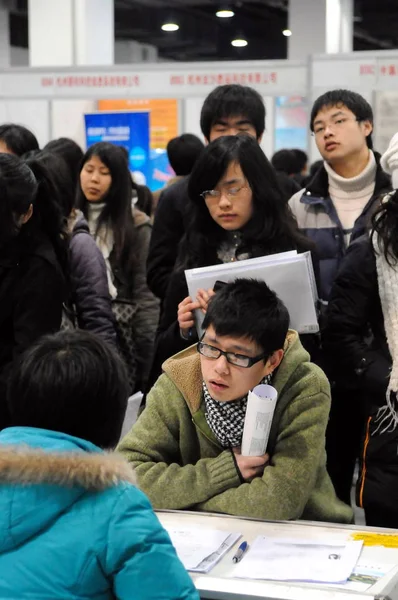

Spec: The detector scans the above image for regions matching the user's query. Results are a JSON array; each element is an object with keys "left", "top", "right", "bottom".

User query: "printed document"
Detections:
[
  {"left": 241, "top": 384, "right": 278, "bottom": 456},
  {"left": 165, "top": 526, "right": 241, "bottom": 573},
  {"left": 233, "top": 537, "right": 363, "bottom": 583},
  {"left": 185, "top": 250, "right": 318, "bottom": 335}
]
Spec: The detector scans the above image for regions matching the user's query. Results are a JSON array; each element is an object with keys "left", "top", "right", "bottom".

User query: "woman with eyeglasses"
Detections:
[{"left": 146, "top": 134, "right": 313, "bottom": 392}]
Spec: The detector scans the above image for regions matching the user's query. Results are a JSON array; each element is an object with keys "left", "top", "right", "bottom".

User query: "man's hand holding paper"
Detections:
[{"left": 232, "top": 447, "right": 269, "bottom": 481}]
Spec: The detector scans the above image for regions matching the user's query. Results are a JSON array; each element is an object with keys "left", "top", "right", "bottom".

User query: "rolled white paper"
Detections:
[{"left": 241, "top": 384, "right": 278, "bottom": 456}]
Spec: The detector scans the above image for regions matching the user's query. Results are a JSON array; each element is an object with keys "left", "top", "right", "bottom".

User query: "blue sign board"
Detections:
[{"left": 84, "top": 111, "right": 150, "bottom": 185}]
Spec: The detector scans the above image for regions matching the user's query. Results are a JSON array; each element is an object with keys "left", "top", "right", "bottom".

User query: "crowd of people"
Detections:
[{"left": 0, "top": 82, "right": 397, "bottom": 596}]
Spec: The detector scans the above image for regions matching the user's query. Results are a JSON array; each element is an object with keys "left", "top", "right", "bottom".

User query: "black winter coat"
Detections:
[
  {"left": 323, "top": 235, "right": 397, "bottom": 513},
  {"left": 0, "top": 226, "right": 65, "bottom": 428},
  {"left": 69, "top": 216, "right": 117, "bottom": 347}
]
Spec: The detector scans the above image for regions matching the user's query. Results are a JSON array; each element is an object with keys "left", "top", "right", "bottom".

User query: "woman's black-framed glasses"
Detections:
[{"left": 197, "top": 340, "right": 266, "bottom": 368}]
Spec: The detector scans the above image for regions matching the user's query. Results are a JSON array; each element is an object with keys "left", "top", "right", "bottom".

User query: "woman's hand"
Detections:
[
  {"left": 196, "top": 288, "right": 216, "bottom": 314},
  {"left": 178, "top": 296, "right": 201, "bottom": 333}
]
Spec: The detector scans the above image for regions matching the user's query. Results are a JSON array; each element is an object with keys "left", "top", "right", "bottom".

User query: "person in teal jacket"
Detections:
[{"left": 0, "top": 330, "right": 198, "bottom": 600}]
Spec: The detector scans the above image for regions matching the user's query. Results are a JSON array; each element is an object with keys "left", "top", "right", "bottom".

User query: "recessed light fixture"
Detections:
[
  {"left": 216, "top": 9, "right": 235, "bottom": 18},
  {"left": 231, "top": 38, "right": 248, "bottom": 47},
  {"left": 162, "top": 23, "right": 179, "bottom": 32},
  {"left": 282, "top": 29, "right": 292, "bottom": 36}
]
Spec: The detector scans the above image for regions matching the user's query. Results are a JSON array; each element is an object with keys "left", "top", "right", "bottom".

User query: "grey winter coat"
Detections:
[{"left": 69, "top": 215, "right": 117, "bottom": 347}]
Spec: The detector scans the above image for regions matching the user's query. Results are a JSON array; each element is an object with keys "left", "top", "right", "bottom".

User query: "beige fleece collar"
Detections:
[{"left": 0, "top": 447, "right": 136, "bottom": 490}]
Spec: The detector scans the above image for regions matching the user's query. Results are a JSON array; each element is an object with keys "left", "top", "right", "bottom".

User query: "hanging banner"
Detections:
[{"left": 84, "top": 111, "right": 150, "bottom": 186}]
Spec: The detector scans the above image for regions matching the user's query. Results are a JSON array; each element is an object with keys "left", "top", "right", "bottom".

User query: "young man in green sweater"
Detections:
[{"left": 118, "top": 279, "right": 352, "bottom": 523}]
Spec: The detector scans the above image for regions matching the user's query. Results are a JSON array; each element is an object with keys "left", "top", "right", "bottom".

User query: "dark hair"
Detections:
[
  {"left": 292, "top": 149, "right": 308, "bottom": 172},
  {"left": 203, "top": 278, "right": 289, "bottom": 357},
  {"left": 371, "top": 191, "right": 398, "bottom": 267},
  {"left": 271, "top": 149, "right": 299, "bottom": 176},
  {"left": 44, "top": 137, "right": 84, "bottom": 185},
  {"left": 23, "top": 153, "right": 69, "bottom": 274},
  {"left": 0, "top": 153, "right": 38, "bottom": 245},
  {"left": 0, "top": 123, "right": 39, "bottom": 156},
  {"left": 200, "top": 84, "right": 265, "bottom": 141},
  {"left": 7, "top": 330, "right": 129, "bottom": 449},
  {"left": 167, "top": 133, "right": 205, "bottom": 176},
  {"left": 179, "top": 135, "right": 311, "bottom": 269},
  {"left": 310, "top": 89, "right": 374, "bottom": 149},
  {"left": 77, "top": 142, "right": 137, "bottom": 279},
  {"left": 27, "top": 150, "right": 76, "bottom": 218}
]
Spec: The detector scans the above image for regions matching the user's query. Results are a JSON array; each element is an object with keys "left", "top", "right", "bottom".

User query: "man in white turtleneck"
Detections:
[
  {"left": 289, "top": 89, "right": 391, "bottom": 510},
  {"left": 289, "top": 89, "right": 390, "bottom": 304}
]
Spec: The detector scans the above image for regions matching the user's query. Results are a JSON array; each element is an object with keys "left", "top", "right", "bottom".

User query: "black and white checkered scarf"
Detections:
[{"left": 203, "top": 375, "right": 272, "bottom": 448}]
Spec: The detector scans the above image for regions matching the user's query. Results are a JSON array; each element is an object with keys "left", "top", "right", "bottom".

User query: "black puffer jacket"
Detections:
[
  {"left": 0, "top": 226, "right": 65, "bottom": 429},
  {"left": 323, "top": 235, "right": 397, "bottom": 512},
  {"left": 69, "top": 215, "right": 117, "bottom": 347}
]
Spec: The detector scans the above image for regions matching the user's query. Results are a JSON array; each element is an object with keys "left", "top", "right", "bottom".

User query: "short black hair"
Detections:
[
  {"left": 7, "top": 331, "right": 129, "bottom": 449},
  {"left": 292, "top": 149, "right": 308, "bottom": 172},
  {"left": 200, "top": 84, "right": 265, "bottom": 141},
  {"left": 0, "top": 123, "right": 39, "bottom": 156},
  {"left": 310, "top": 89, "right": 374, "bottom": 149},
  {"left": 44, "top": 137, "right": 84, "bottom": 184},
  {"left": 166, "top": 134, "right": 204, "bottom": 176},
  {"left": 271, "top": 149, "right": 299, "bottom": 176},
  {"left": 202, "top": 279, "right": 289, "bottom": 358}
]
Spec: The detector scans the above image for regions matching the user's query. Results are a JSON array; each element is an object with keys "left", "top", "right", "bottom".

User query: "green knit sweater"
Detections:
[{"left": 118, "top": 331, "right": 353, "bottom": 523}]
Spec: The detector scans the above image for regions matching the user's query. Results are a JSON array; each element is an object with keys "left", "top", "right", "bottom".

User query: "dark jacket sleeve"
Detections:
[
  {"left": 69, "top": 231, "right": 117, "bottom": 347},
  {"left": 146, "top": 178, "right": 188, "bottom": 301},
  {"left": 323, "top": 236, "right": 391, "bottom": 401},
  {"left": 146, "top": 271, "right": 195, "bottom": 392},
  {"left": 131, "top": 223, "right": 160, "bottom": 392}
]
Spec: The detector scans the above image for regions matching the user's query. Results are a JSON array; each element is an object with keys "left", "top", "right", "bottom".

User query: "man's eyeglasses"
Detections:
[
  {"left": 200, "top": 185, "right": 248, "bottom": 201},
  {"left": 312, "top": 117, "right": 360, "bottom": 137},
  {"left": 197, "top": 340, "right": 266, "bottom": 368}
]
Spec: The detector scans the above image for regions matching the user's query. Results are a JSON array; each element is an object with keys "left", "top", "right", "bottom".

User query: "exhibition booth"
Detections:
[{"left": 1, "top": 49, "right": 398, "bottom": 189}]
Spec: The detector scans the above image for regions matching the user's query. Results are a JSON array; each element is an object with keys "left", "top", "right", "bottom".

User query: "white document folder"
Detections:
[{"left": 185, "top": 251, "right": 319, "bottom": 335}]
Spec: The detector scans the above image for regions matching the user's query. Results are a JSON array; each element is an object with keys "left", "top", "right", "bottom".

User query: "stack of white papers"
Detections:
[
  {"left": 233, "top": 537, "right": 363, "bottom": 584},
  {"left": 185, "top": 250, "right": 319, "bottom": 335},
  {"left": 165, "top": 526, "right": 241, "bottom": 573}
]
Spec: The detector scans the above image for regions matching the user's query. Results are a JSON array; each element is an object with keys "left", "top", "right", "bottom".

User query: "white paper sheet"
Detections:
[
  {"left": 241, "top": 384, "right": 278, "bottom": 456},
  {"left": 328, "top": 560, "right": 396, "bottom": 592},
  {"left": 165, "top": 526, "right": 241, "bottom": 573},
  {"left": 233, "top": 537, "right": 363, "bottom": 584},
  {"left": 185, "top": 250, "right": 319, "bottom": 335}
]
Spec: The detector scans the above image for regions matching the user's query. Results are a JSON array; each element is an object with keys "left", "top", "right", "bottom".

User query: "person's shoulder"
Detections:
[
  {"left": 133, "top": 208, "right": 152, "bottom": 229},
  {"left": 288, "top": 188, "right": 306, "bottom": 211},
  {"left": 158, "top": 176, "right": 189, "bottom": 206}
]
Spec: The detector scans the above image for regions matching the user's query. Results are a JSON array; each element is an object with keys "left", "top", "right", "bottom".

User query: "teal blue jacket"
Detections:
[{"left": 0, "top": 427, "right": 198, "bottom": 600}]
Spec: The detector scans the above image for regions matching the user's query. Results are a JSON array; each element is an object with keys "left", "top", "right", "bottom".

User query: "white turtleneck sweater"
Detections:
[
  {"left": 324, "top": 151, "right": 377, "bottom": 246},
  {"left": 87, "top": 202, "right": 118, "bottom": 299}
]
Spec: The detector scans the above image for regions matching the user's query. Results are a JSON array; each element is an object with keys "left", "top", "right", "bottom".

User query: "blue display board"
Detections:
[{"left": 84, "top": 111, "right": 150, "bottom": 185}]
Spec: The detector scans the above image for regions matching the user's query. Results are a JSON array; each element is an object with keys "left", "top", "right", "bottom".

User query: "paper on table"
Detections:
[
  {"left": 241, "top": 384, "right": 278, "bottom": 456},
  {"left": 233, "top": 537, "right": 363, "bottom": 584},
  {"left": 327, "top": 560, "right": 396, "bottom": 592},
  {"left": 165, "top": 526, "right": 241, "bottom": 573}
]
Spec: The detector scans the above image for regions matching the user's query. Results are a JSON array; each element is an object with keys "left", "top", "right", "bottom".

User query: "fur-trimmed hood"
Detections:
[{"left": 0, "top": 427, "right": 136, "bottom": 553}]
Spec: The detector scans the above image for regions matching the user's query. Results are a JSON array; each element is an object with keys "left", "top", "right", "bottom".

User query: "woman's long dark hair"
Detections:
[
  {"left": 178, "top": 134, "right": 312, "bottom": 269},
  {"left": 23, "top": 153, "right": 69, "bottom": 275},
  {"left": 77, "top": 142, "right": 137, "bottom": 279},
  {"left": 371, "top": 190, "right": 398, "bottom": 266},
  {"left": 0, "top": 153, "right": 68, "bottom": 274}
]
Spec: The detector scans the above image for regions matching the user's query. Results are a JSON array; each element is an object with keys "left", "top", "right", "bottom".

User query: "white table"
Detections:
[{"left": 157, "top": 509, "right": 398, "bottom": 600}]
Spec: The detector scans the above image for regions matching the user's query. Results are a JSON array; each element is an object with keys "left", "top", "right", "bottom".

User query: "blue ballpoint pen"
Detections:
[{"left": 232, "top": 541, "right": 248, "bottom": 563}]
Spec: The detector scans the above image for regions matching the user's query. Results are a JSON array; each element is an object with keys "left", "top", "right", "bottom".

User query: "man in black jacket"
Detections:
[{"left": 147, "top": 84, "right": 299, "bottom": 302}]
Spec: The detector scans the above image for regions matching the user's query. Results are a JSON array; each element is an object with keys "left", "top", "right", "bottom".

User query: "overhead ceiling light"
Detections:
[
  {"left": 231, "top": 38, "right": 248, "bottom": 47},
  {"left": 216, "top": 9, "right": 235, "bottom": 18},
  {"left": 161, "top": 23, "right": 179, "bottom": 32},
  {"left": 282, "top": 29, "right": 292, "bottom": 36}
]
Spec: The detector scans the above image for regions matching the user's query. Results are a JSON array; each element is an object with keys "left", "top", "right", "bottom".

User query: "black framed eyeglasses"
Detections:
[{"left": 197, "top": 341, "right": 266, "bottom": 368}]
